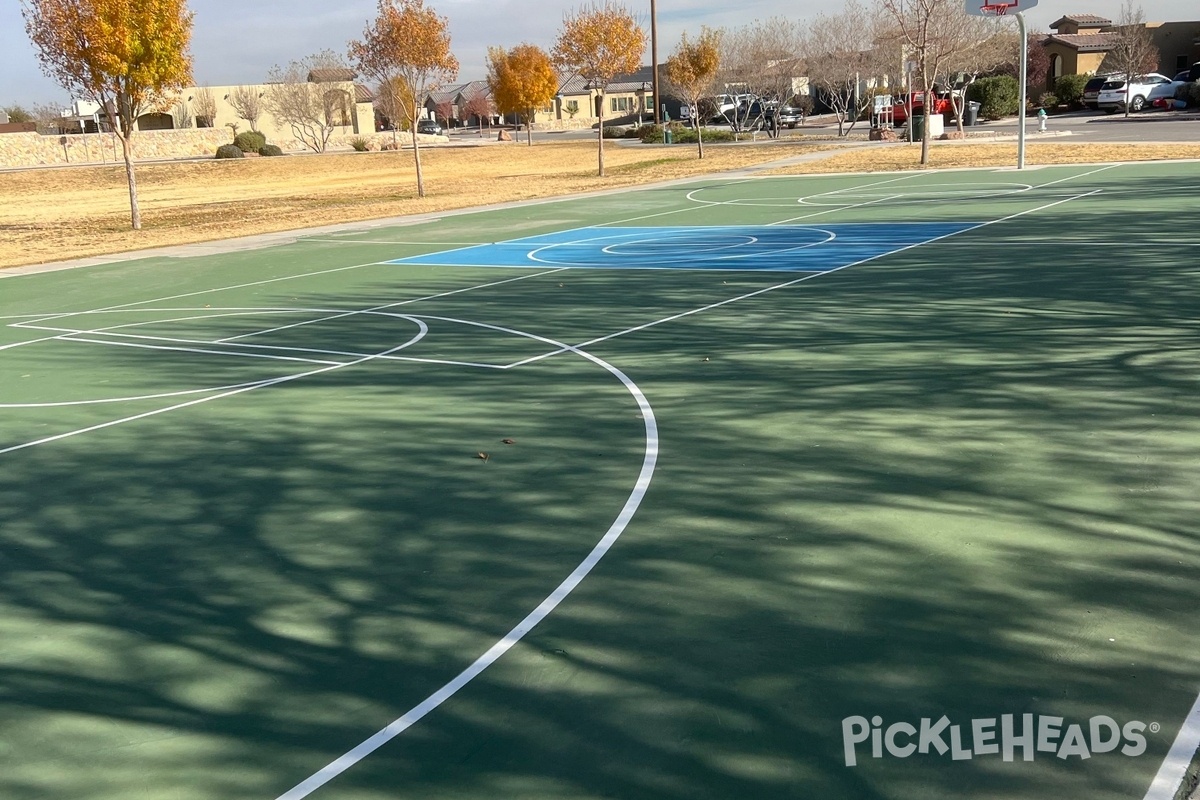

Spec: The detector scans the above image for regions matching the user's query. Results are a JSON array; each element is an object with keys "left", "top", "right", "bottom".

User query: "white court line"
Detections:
[
  {"left": 54, "top": 336, "right": 344, "bottom": 366},
  {"left": 273, "top": 319, "right": 658, "bottom": 800},
  {"left": 217, "top": 268, "right": 566, "bottom": 342},
  {"left": 504, "top": 190, "right": 1103, "bottom": 369},
  {"left": 1143, "top": 690, "right": 1200, "bottom": 800},
  {"left": 0, "top": 320, "right": 429, "bottom": 458},
  {"left": 299, "top": 239, "right": 488, "bottom": 246}
]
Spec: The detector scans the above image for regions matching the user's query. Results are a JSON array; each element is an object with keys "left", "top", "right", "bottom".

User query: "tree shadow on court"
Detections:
[{"left": 2, "top": 169, "right": 1199, "bottom": 800}]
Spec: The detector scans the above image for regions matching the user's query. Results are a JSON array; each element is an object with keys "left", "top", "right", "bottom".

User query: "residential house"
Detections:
[
  {"left": 58, "top": 70, "right": 374, "bottom": 143},
  {"left": 1042, "top": 14, "right": 1200, "bottom": 86}
]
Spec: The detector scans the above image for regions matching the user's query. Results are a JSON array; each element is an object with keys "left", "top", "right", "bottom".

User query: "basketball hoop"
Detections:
[{"left": 979, "top": 0, "right": 1014, "bottom": 14}]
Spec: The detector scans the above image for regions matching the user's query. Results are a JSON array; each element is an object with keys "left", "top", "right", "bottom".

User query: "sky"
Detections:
[{"left": 2, "top": 0, "right": 1195, "bottom": 108}]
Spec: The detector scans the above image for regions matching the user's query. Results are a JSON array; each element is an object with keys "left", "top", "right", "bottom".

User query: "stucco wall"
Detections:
[
  {"left": 0, "top": 127, "right": 447, "bottom": 168},
  {"left": 0, "top": 129, "right": 229, "bottom": 168}
]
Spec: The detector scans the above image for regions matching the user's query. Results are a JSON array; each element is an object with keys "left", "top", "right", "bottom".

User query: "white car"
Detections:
[{"left": 1096, "top": 73, "right": 1177, "bottom": 113}]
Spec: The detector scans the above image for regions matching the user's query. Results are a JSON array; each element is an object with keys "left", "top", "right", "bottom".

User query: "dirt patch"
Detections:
[
  {"left": 0, "top": 141, "right": 832, "bottom": 269},
  {"left": 3, "top": 139, "right": 1199, "bottom": 270}
]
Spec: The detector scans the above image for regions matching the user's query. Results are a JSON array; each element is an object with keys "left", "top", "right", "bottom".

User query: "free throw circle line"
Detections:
[{"left": 274, "top": 318, "right": 659, "bottom": 800}]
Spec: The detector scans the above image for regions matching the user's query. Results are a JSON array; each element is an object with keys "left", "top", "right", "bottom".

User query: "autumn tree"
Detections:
[
  {"left": 350, "top": 0, "right": 459, "bottom": 198},
  {"left": 664, "top": 28, "right": 721, "bottom": 158},
  {"left": 375, "top": 74, "right": 416, "bottom": 145},
  {"left": 1099, "top": 0, "right": 1160, "bottom": 117},
  {"left": 806, "top": 0, "right": 890, "bottom": 137},
  {"left": 22, "top": 0, "right": 193, "bottom": 230},
  {"left": 228, "top": 85, "right": 263, "bottom": 131},
  {"left": 434, "top": 99, "right": 454, "bottom": 127},
  {"left": 881, "top": 0, "right": 994, "bottom": 163},
  {"left": 553, "top": 2, "right": 647, "bottom": 176},
  {"left": 487, "top": 44, "right": 559, "bottom": 146},
  {"left": 264, "top": 51, "right": 347, "bottom": 152}
]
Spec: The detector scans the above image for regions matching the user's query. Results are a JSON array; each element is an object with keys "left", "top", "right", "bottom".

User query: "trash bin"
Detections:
[
  {"left": 964, "top": 100, "right": 981, "bottom": 127},
  {"left": 664, "top": 128, "right": 673, "bottom": 144},
  {"left": 910, "top": 114, "right": 924, "bottom": 140}
]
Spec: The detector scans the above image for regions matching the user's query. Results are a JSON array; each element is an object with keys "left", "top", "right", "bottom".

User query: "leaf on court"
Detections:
[
  {"left": 501, "top": 438, "right": 516, "bottom": 444},
  {"left": 476, "top": 451, "right": 490, "bottom": 461}
]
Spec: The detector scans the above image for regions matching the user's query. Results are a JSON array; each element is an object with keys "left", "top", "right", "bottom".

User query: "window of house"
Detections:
[
  {"left": 610, "top": 96, "right": 630, "bottom": 112},
  {"left": 1178, "top": 54, "right": 1189, "bottom": 71},
  {"left": 195, "top": 115, "right": 213, "bottom": 128},
  {"left": 566, "top": 100, "right": 579, "bottom": 113}
]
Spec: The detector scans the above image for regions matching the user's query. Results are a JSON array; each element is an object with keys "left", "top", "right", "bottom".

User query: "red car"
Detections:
[{"left": 890, "top": 91, "right": 953, "bottom": 124}]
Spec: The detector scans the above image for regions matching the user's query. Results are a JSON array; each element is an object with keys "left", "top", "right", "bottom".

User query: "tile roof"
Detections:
[
  {"left": 557, "top": 65, "right": 655, "bottom": 94},
  {"left": 1046, "top": 32, "right": 1119, "bottom": 51},
  {"left": 1049, "top": 14, "right": 1112, "bottom": 28},
  {"left": 354, "top": 83, "right": 374, "bottom": 103},
  {"left": 307, "top": 68, "right": 357, "bottom": 83}
]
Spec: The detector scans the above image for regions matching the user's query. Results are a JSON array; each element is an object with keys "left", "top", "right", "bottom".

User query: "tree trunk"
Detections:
[
  {"left": 697, "top": 113, "right": 704, "bottom": 159},
  {"left": 118, "top": 131, "right": 141, "bottom": 230},
  {"left": 526, "top": 110, "right": 533, "bottom": 146},
  {"left": 411, "top": 124, "right": 425, "bottom": 198},
  {"left": 597, "top": 98, "right": 605, "bottom": 177}
]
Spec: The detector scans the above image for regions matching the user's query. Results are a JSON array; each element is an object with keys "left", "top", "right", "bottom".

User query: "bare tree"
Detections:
[
  {"left": 934, "top": 17, "right": 1008, "bottom": 131},
  {"left": 461, "top": 91, "right": 494, "bottom": 136},
  {"left": 719, "top": 18, "right": 806, "bottom": 132},
  {"left": 171, "top": 98, "right": 193, "bottom": 128},
  {"left": 192, "top": 86, "right": 217, "bottom": 128},
  {"left": 264, "top": 51, "right": 347, "bottom": 152},
  {"left": 1099, "top": 0, "right": 1160, "bottom": 117},
  {"left": 228, "top": 85, "right": 263, "bottom": 131},
  {"left": 881, "top": 0, "right": 996, "bottom": 163},
  {"left": 806, "top": 0, "right": 891, "bottom": 137}
]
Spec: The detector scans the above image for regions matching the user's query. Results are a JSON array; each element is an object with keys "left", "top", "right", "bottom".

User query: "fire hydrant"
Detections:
[{"left": 1037, "top": 107, "right": 1048, "bottom": 133}]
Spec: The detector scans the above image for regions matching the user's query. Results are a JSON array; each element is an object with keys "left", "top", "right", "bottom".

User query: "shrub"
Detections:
[
  {"left": 258, "top": 144, "right": 283, "bottom": 157},
  {"left": 233, "top": 130, "right": 266, "bottom": 153},
  {"left": 349, "top": 136, "right": 371, "bottom": 152},
  {"left": 1052, "top": 73, "right": 1088, "bottom": 107},
  {"left": 636, "top": 123, "right": 736, "bottom": 144},
  {"left": 1184, "top": 83, "right": 1200, "bottom": 108},
  {"left": 966, "top": 75, "right": 1020, "bottom": 120},
  {"left": 215, "top": 144, "right": 244, "bottom": 159},
  {"left": 601, "top": 125, "right": 626, "bottom": 139},
  {"left": 1038, "top": 92, "right": 1059, "bottom": 109}
]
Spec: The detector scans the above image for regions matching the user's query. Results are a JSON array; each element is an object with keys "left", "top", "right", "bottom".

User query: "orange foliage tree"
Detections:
[
  {"left": 664, "top": 28, "right": 721, "bottom": 159},
  {"left": 350, "top": 0, "right": 458, "bottom": 198},
  {"left": 553, "top": 2, "right": 646, "bottom": 176},
  {"left": 486, "top": 44, "right": 560, "bottom": 146},
  {"left": 22, "top": 0, "right": 194, "bottom": 229}
]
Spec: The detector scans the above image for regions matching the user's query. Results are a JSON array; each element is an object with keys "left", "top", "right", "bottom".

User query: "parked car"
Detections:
[
  {"left": 777, "top": 106, "right": 805, "bottom": 128},
  {"left": 1097, "top": 73, "right": 1175, "bottom": 113},
  {"left": 1082, "top": 74, "right": 1118, "bottom": 110},
  {"left": 416, "top": 119, "right": 444, "bottom": 135},
  {"left": 890, "top": 91, "right": 953, "bottom": 124}
]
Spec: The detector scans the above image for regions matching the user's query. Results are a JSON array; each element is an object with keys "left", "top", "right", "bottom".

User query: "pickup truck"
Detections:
[
  {"left": 890, "top": 92, "right": 953, "bottom": 124},
  {"left": 776, "top": 106, "right": 805, "bottom": 128}
]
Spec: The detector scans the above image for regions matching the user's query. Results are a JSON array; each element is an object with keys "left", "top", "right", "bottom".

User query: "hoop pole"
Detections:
[{"left": 1017, "top": 11, "right": 1027, "bottom": 169}]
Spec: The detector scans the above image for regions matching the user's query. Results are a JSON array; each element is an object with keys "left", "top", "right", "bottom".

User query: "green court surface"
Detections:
[{"left": 1, "top": 161, "right": 1199, "bottom": 800}]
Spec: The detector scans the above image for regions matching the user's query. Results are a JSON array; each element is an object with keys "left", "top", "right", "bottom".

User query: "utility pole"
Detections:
[{"left": 651, "top": 0, "right": 661, "bottom": 124}]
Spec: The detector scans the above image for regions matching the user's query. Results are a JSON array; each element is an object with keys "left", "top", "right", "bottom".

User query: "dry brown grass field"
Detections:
[{"left": 3, "top": 138, "right": 1199, "bottom": 270}]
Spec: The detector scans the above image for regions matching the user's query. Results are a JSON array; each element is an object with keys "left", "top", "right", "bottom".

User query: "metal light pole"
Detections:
[
  {"left": 1016, "top": 10, "right": 1027, "bottom": 169},
  {"left": 651, "top": 0, "right": 660, "bottom": 124}
]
